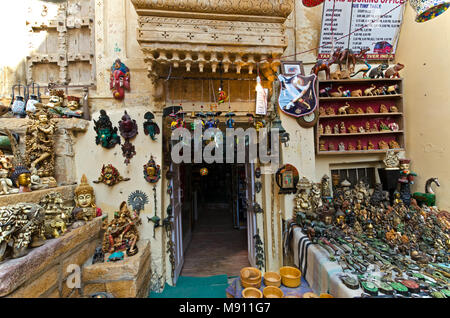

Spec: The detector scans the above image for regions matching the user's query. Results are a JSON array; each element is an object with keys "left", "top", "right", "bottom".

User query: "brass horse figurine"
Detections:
[{"left": 311, "top": 48, "right": 341, "bottom": 80}]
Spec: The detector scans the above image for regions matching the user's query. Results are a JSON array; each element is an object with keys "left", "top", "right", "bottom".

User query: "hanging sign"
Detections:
[
  {"left": 318, "top": 0, "right": 406, "bottom": 60},
  {"left": 277, "top": 73, "right": 318, "bottom": 118},
  {"left": 255, "top": 87, "right": 268, "bottom": 116}
]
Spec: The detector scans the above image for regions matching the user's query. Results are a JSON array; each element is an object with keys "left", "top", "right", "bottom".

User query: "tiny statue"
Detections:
[
  {"left": 365, "top": 121, "right": 371, "bottom": 131},
  {"left": 339, "top": 122, "right": 346, "bottom": 134},
  {"left": 25, "top": 104, "right": 57, "bottom": 185},
  {"left": 118, "top": 111, "right": 138, "bottom": 165},
  {"left": 325, "top": 107, "right": 335, "bottom": 115},
  {"left": 333, "top": 124, "right": 339, "bottom": 135},
  {"left": 398, "top": 159, "right": 417, "bottom": 206},
  {"left": 329, "top": 143, "right": 335, "bottom": 151},
  {"left": 310, "top": 183, "right": 323, "bottom": 212},
  {"left": 325, "top": 125, "right": 332, "bottom": 135},
  {"left": 93, "top": 164, "right": 130, "bottom": 186},
  {"left": 380, "top": 104, "right": 389, "bottom": 113},
  {"left": 389, "top": 105, "right": 399, "bottom": 113},
  {"left": 356, "top": 107, "right": 364, "bottom": 114},
  {"left": 380, "top": 122, "right": 390, "bottom": 131},
  {"left": 0, "top": 203, "right": 45, "bottom": 261},
  {"left": 379, "top": 140, "right": 389, "bottom": 150},
  {"left": 389, "top": 123, "right": 399, "bottom": 132},
  {"left": 72, "top": 174, "right": 102, "bottom": 224},
  {"left": 366, "top": 107, "right": 375, "bottom": 114},
  {"left": 384, "top": 149, "right": 400, "bottom": 169},
  {"left": 369, "top": 63, "right": 388, "bottom": 79},
  {"left": 0, "top": 168, "right": 18, "bottom": 195},
  {"left": 110, "top": 58, "right": 130, "bottom": 100},
  {"left": 389, "top": 140, "right": 401, "bottom": 149},
  {"left": 39, "top": 192, "right": 72, "bottom": 239},
  {"left": 58, "top": 95, "right": 83, "bottom": 118},
  {"left": 338, "top": 142, "right": 346, "bottom": 151},
  {"left": 338, "top": 102, "right": 350, "bottom": 115},
  {"left": 384, "top": 63, "right": 404, "bottom": 78},
  {"left": 10, "top": 165, "right": 32, "bottom": 193},
  {"left": 367, "top": 141, "right": 375, "bottom": 150},
  {"left": 102, "top": 202, "right": 141, "bottom": 256},
  {"left": 294, "top": 177, "right": 313, "bottom": 221},
  {"left": 358, "top": 126, "right": 365, "bottom": 133},
  {"left": 92, "top": 246, "right": 105, "bottom": 264},
  {"left": 364, "top": 84, "right": 377, "bottom": 96},
  {"left": 357, "top": 140, "right": 363, "bottom": 150},
  {"left": 319, "top": 140, "right": 327, "bottom": 151},
  {"left": 319, "top": 107, "right": 326, "bottom": 116},
  {"left": 47, "top": 89, "right": 64, "bottom": 108},
  {"left": 318, "top": 124, "right": 324, "bottom": 135},
  {"left": 348, "top": 125, "right": 358, "bottom": 134},
  {"left": 348, "top": 143, "right": 356, "bottom": 151},
  {"left": 93, "top": 110, "right": 121, "bottom": 149},
  {"left": 143, "top": 156, "right": 161, "bottom": 184},
  {"left": 370, "top": 123, "right": 378, "bottom": 132},
  {"left": 30, "top": 167, "right": 49, "bottom": 191},
  {"left": 143, "top": 111, "right": 160, "bottom": 141}
]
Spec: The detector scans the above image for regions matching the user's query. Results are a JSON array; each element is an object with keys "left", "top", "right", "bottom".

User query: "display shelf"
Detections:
[
  {"left": 320, "top": 130, "right": 404, "bottom": 137},
  {"left": 315, "top": 77, "right": 406, "bottom": 155},
  {"left": 319, "top": 94, "right": 402, "bottom": 101},
  {"left": 320, "top": 112, "right": 403, "bottom": 119}
]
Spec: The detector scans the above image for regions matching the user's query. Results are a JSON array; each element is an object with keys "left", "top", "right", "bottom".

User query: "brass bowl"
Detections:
[
  {"left": 241, "top": 279, "right": 261, "bottom": 289},
  {"left": 242, "top": 287, "right": 263, "bottom": 298},
  {"left": 240, "top": 267, "right": 261, "bottom": 283},
  {"left": 263, "top": 286, "right": 284, "bottom": 298}
]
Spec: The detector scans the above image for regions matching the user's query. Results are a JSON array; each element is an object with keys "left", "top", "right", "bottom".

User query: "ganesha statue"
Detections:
[
  {"left": 39, "top": 192, "right": 72, "bottom": 239},
  {"left": 110, "top": 59, "right": 130, "bottom": 100},
  {"left": 72, "top": 174, "right": 102, "bottom": 224}
]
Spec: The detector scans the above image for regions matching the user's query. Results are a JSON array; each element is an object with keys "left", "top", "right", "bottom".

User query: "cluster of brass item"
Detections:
[{"left": 293, "top": 159, "right": 450, "bottom": 297}]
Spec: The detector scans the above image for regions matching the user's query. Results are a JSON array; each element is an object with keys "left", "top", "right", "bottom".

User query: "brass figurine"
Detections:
[{"left": 72, "top": 174, "right": 102, "bottom": 224}]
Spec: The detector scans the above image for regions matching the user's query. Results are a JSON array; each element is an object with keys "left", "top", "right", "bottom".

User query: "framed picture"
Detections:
[{"left": 281, "top": 61, "right": 305, "bottom": 76}]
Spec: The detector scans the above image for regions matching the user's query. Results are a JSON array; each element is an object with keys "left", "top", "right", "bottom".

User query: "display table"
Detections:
[
  {"left": 226, "top": 276, "right": 313, "bottom": 298},
  {"left": 290, "top": 225, "right": 362, "bottom": 298}
]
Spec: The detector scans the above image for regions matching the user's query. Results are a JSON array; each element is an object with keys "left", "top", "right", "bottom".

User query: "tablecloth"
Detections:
[
  {"left": 226, "top": 276, "right": 313, "bottom": 298},
  {"left": 290, "top": 225, "right": 363, "bottom": 298}
]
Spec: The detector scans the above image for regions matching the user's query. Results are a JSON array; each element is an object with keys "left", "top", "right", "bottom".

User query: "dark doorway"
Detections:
[{"left": 179, "top": 163, "right": 251, "bottom": 277}]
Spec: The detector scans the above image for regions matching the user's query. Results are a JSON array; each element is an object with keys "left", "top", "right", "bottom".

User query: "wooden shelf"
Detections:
[
  {"left": 317, "top": 148, "right": 405, "bottom": 155},
  {"left": 319, "top": 130, "right": 404, "bottom": 137},
  {"left": 319, "top": 112, "right": 403, "bottom": 119},
  {"left": 319, "top": 78, "right": 403, "bottom": 84},
  {"left": 320, "top": 94, "right": 402, "bottom": 101}
]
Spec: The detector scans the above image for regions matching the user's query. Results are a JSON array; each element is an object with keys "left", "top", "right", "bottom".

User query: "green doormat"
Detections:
[{"left": 149, "top": 275, "right": 228, "bottom": 298}]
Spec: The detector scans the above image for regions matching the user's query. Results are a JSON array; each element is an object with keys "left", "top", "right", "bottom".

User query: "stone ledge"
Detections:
[
  {"left": 0, "top": 185, "right": 76, "bottom": 207},
  {"left": 0, "top": 217, "right": 102, "bottom": 297},
  {"left": 0, "top": 118, "right": 90, "bottom": 134}
]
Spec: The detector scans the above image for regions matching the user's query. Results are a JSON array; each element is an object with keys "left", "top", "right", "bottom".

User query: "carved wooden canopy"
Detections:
[{"left": 131, "top": 0, "right": 294, "bottom": 77}]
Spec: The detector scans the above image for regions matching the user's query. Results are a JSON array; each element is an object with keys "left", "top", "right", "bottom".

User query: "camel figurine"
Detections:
[
  {"left": 311, "top": 48, "right": 341, "bottom": 80},
  {"left": 337, "top": 47, "right": 370, "bottom": 72},
  {"left": 338, "top": 102, "right": 351, "bottom": 115},
  {"left": 364, "top": 84, "right": 377, "bottom": 96},
  {"left": 330, "top": 86, "right": 344, "bottom": 97},
  {"left": 384, "top": 63, "right": 404, "bottom": 78}
]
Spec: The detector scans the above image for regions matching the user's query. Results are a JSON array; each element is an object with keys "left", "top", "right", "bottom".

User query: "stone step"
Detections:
[{"left": 0, "top": 185, "right": 77, "bottom": 207}]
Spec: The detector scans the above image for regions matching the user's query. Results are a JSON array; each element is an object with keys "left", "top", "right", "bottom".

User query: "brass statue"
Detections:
[
  {"left": 25, "top": 104, "right": 57, "bottom": 186},
  {"left": 10, "top": 165, "right": 32, "bottom": 193},
  {"left": 72, "top": 174, "right": 102, "bottom": 223},
  {"left": 0, "top": 203, "right": 46, "bottom": 261},
  {"left": 102, "top": 202, "right": 141, "bottom": 255},
  {"left": 0, "top": 168, "right": 18, "bottom": 195},
  {"left": 39, "top": 192, "right": 72, "bottom": 238}
]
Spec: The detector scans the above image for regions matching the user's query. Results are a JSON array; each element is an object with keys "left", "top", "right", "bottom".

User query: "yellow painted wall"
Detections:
[{"left": 396, "top": 5, "right": 450, "bottom": 209}]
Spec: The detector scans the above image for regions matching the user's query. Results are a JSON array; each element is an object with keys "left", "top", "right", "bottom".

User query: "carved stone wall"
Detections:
[{"left": 26, "top": 0, "right": 95, "bottom": 86}]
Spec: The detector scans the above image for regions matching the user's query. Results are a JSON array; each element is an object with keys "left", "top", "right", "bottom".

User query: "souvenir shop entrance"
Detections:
[{"left": 168, "top": 160, "right": 257, "bottom": 283}]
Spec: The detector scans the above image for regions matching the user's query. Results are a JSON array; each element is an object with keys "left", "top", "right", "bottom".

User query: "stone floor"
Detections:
[{"left": 180, "top": 202, "right": 250, "bottom": 278}]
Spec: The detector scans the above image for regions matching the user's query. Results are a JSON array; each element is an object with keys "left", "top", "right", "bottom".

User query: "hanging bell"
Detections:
[
  {"left": 410, "top": 0, "right": 450, "bottom": 22},
  {"left": 272, "top": 115, "right": 290, "bottom": 146}
]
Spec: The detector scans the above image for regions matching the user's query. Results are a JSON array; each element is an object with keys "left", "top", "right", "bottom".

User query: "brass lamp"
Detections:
[{"left": 410, "top": 0, "right": 450, "bottom": 22}]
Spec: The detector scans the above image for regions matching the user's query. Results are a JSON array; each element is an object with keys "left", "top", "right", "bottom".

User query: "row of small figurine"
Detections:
[
  {"left": 320, "top": 103, "right": 399, "bottom": 116},
  {"left": 6, "top": 86, "right": 84, "bottom": 119},
  {"left": 319, "top": 121, "right": 400, "bottom": 135},
  {"left": 319, "top": 83, "right": 400, "bottom": 98},
  {"left": 319, "top": 139, "right": 401, "bottom": 152}
]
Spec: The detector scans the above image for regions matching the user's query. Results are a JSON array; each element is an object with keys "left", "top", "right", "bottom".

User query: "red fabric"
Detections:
[{"left": 302, "top": 0, "right": 325, "bottom": 7}]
